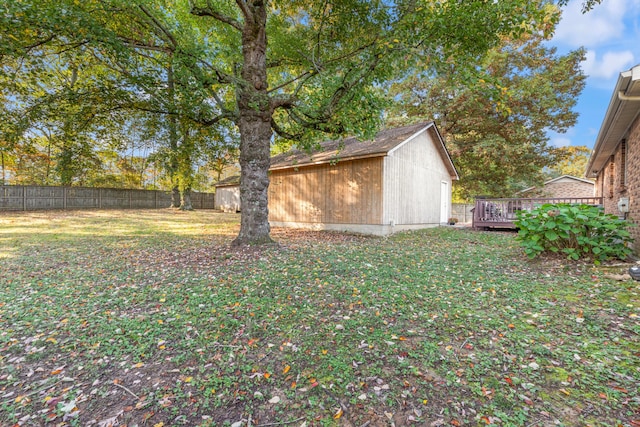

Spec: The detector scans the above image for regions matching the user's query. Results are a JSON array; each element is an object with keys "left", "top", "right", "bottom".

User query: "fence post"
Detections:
[{"left": 23, "top": 185, "right": 26, "bottom": 211}]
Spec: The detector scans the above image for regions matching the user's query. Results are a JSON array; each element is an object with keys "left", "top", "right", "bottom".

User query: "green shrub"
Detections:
[{"left": 514, "top": 203, "right": 633, "bottom": 264}]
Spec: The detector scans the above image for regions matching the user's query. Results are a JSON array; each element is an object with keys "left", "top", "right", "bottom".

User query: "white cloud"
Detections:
[
  {"left": 553, "top": 0, "right": 631, "bottom": 47},
  {"left": 582, "top": 50, "right": 635, "bottom": 79}
]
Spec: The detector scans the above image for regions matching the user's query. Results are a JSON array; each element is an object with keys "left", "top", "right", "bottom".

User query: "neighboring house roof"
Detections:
[
  {"left": 586, "top": 64, "right": 640, "bottom": 177},
  {"left": 519, "top": 175, "right": 595, "bottom": 193},
  {"left": 544, "top": 175, "right": 595, "bottom": 185},
  {"left": 214, "top": 175, "right": 240, "bottom": 187},
  {"left": 269, "top": 122, "right": 459, "bottom": 179}
]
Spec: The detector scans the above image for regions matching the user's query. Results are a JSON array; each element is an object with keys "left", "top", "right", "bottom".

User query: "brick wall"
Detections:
[
  {"left": 626, "top": 114, "right": 640, "bottom": 246},
  {"left": 595, "top": 114, "right": 640, "bottom": 247}
]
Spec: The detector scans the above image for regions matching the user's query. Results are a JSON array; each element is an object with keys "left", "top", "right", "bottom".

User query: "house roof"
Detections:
[
  {"left": 214, "top": 175, "right": 240, "bottom": 187},
  {"left": 519, "top": 175, "right": 594, "bottom": 194},
  {"left": 586, "top": 64, "right": 640, "bottom": 177},
  {"left": 269, "top": 122, "right": 458, "bottom": 179},
  {"left": 545, "top": 175, "right": 595, "bottom": 186}
]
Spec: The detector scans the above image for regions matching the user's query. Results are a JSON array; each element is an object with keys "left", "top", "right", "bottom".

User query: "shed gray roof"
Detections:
[
  {"left": 269, "top": 122, "right": 458, "bottom": 179},
  {"left": 214, "top": 175, "right": 240, "bottom": 187}
]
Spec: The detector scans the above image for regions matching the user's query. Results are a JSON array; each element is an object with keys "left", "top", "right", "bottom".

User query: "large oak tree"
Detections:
[
  {"left": 2, "top": 0, "right": 565, "bottom": 244},
  {"left": 386, "top": 17, "right": 586, "bottom": 199}
]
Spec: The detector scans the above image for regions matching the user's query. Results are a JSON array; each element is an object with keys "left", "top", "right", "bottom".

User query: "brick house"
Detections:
[
  {"left": 520, "top": 175, "right": 595, "bottom": 198},
  {"left": 585, "top": 64, "right": 640, "bottom": 245}
]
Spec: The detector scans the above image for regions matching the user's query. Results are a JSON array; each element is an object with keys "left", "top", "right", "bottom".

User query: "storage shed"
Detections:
[
  {"left": 214, "top": 175, "right": 241, "bottom": 213},
  {"left": 268, "top": 122, "right": 458, "bottom": 235}
]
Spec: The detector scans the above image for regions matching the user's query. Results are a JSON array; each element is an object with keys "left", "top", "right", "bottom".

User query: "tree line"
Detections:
[{"left": 1, "top": 0, "right": 599, "bottom": 243}]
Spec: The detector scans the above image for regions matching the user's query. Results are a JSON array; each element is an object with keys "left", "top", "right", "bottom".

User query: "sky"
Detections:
[{"left": 547, "top": 0, "right": 640, "bottom": 149}]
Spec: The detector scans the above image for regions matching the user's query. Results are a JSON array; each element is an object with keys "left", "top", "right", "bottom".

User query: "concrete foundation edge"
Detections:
[{"left": 269, "top": 221, "right": 441, "bottom": 236}]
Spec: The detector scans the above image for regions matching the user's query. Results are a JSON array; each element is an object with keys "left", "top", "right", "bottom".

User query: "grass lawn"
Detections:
[{"left": 0, "top": 210, "right": 638, "bottom": 427}]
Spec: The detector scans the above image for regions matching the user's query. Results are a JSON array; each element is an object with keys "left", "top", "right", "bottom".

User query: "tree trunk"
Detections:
[
  {"left": 180, "top": 187, "right": 193, "bottom": 210},
  {"left": 232, "top": 1, "right": 273, "bottom": 246},
  {"left": 171, "top": 186, "right": 180, "bottom": 208},
  {"left": 1, "top": 151, "right": 5, "bottom": 185},
  {"left": 167, "top": 63, "right": 181, "bottom": 209},
  {"left": 46, "top": 137, "right": 51, "bottom": 184},
  {"left": 58, "top": 142, "right": 74, "bottom": 186}
]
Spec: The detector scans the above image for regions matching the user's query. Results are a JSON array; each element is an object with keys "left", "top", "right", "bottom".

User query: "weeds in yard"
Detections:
[{"left": 0, "top": 210, "right": 638, "bottom": 426}]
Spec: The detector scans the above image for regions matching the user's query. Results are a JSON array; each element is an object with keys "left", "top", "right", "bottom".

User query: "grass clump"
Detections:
[{"left": 515, "top": 203, "right": 633, "bottom": 264}]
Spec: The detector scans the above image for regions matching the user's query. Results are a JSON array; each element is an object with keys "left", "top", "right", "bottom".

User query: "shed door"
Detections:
[{"left": 440, "top": 181, "right": 449, "bottom": 224}]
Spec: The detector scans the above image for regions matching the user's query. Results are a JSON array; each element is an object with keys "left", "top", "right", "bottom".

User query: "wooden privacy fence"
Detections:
[
  {"left": 472, "top": 196, "right": 604, "bottom": 229},
  {"left": 451, "top": 203, "right": 474, "bottom": 223},
  {"left": 0, "top": 185, "right": 215, "bottom": 211}
]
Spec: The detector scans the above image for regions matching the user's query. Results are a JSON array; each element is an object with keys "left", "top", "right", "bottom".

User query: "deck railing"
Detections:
[{"left": 472, "top": 197, "right": 603, "bottom": 229}]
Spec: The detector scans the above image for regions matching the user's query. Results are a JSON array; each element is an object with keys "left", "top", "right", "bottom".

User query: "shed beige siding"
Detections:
[
  {"left": 215, "top": 186, "right": 241, "bottom": 212},
  {"left": 383, "top": 130, "right": 452, "bottom": 225},
  {"left": 269, "top": 157, "right": 383, "bottom": 225}
]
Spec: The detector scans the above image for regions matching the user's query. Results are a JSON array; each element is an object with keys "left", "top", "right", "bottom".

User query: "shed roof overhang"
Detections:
[
  {"left": 586, "top": 65, "right": 640, "bottom": 177},
  {"left": 269, "top": 122, "right": 459, "bottom": 180}
]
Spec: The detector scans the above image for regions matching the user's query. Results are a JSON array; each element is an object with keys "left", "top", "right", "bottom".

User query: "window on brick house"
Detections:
[
  {"left": 620, "top": 139, "right": 627, "bottom": 187},
  {"left": 608, "top": 157, "right": 615, "bottom": 198}
]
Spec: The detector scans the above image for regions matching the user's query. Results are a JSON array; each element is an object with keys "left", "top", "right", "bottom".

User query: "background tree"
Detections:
[
  {"left": 558, "top": 0, "right": 603, "bottom": 12},
  {"left": 1, "top": 1, "right": 215, "bottom": 201},
  {"left": 387, "top": 17, "right": 586, "bottom": 200},
  {"left": 545, "top": 145, "right": 592, "bottom": 179}
]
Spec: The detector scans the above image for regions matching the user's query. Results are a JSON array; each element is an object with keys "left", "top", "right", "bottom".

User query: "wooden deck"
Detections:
[{"left": 472, "top": 197, "right": 604, "bottom": 230}]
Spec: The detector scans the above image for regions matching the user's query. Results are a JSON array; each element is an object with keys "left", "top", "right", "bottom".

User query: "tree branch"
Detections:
[
  {"left": 191, "top": 3, "right": 243, "bottom": 31},
  {"left": 286, "top": 109, "right": 345, "bottom": 135},
  {"left": 235, "top": 0, "right": 252, "bottom": 25},
  {"left": 53, "top": 41, "right": 91, "bottom": 56},
  {"left": 269, "top": 94, "right": 296, "bottom": 111},
  {"left": 267, "top": 70, "right": 313, "bottom": 94},
  {"left": 138, "top": 4, "right": 178, "bottom": 48},
  {"left": 275, "top": 52, "right": 382, "bottom": 136},
  {"left": 190, "top": 55, "right": 236, "bottom": 85},
  {"left": 118, "top": 37, "right": 174, "bottom": 54},
  {"left": 294, "top": 38, "right": 378, "bottom": 76},
  {"left": 198, "top": 110, "right": 238, "bottom": 126},
  {"left": 21, "top": 35, "right": 57, "bottom": 53},
  {"left": 270, "top": 118, "right": 302, "bottom": 140}
]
